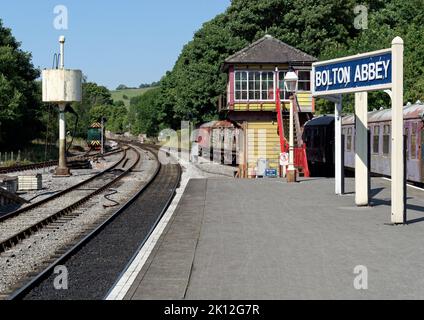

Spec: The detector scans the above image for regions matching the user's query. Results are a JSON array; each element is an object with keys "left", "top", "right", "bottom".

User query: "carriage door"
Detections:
[{"left": 421, "top": 127, "right": 424, "bottom": 181}]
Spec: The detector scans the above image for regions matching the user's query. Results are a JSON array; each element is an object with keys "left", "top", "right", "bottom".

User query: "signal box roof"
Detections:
[{"left": 224, "top": 35, "right": 317, "bottom": 69}]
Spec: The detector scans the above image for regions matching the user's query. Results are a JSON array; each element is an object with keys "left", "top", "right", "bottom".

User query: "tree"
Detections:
[
  {"left": 157, "top": 0, "right": 392, "bottom": 127},
  {"left": 116, "top": 84, "right": 128, "bottom": 90},
  {"left": 128, "top": 87, "right": 163, "bottom": 137},
  {"left": 89, "top": 105, "right": 111, "bottom": 123},
  {"left": 139, "top": 81, "right": 160, "bottom": 89},
  {"left": 114, "top": 100, "right": 125, "bottom": 107},
  {"left": 82, "top": 82, "right": 113, "bottom": 106},
  {"left": 71, "top": 82, "right": 114, "bottom": 137},
  {"left": 80, "top": 1, "right": 423, "bottom": 134},
  {"left": 89, "top": 103, "right": 128, "bottom": 134},
  {"left": 0, "top": 19, "right": 41, "bottom": 147},
  {"left": 107, "top": 104, "right": 128, "bottom": 133},
  {"left": 316, "top": 0, "right": 424, "bottom": 114}
]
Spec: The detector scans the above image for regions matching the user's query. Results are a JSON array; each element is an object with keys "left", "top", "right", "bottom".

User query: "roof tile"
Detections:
[{"left": 225, "top": 35, "right": 317, "bottom": 65}]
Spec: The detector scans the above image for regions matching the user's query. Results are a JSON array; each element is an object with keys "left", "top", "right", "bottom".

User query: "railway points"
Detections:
[
  {"left": 0, "top": 143, "right": 159, "bottom": 298},
  {"left": 4, "top": 143, "right": 181, "bottom": 300},
  {"left": 0, "top": 148, "right": 125, "bottom": 215}
]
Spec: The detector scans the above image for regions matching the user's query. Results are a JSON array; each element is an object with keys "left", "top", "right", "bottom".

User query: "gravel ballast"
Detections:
[{"left": 0, "top": 146, "right": 156, "bottom": 296}]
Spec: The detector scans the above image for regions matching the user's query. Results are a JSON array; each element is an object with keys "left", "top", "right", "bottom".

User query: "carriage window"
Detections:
[
  {"left": 373, "top": 126, "right": 380, "bottom": 154},
  {"left": 422, "top": 130, "right": 424, "bottom": 160},
  {"left": 411, "top": 123, "right": 417, "bottom": 159},
  {"left": 383, "top": 125, "right": 391, "bottom": 155},
  {"left": 405, "top": 127, "right": 409, "bottom": 160},
  {"left": 346, "top": 127, "right": 353, "bottom": 151}
]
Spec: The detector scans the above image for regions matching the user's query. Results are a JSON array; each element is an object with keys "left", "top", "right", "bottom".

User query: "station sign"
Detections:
[{"left": 312, "top": 49, "right": 392, "bottom": 96}]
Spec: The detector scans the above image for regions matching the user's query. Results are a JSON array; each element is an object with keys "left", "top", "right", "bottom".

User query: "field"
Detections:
[{"left": 110, "top": 87, "right": 156, "bottom": 106}]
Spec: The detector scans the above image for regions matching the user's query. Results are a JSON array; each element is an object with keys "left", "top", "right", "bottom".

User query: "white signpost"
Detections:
[{"left": 312, "top": 37, "right": 405, "bottom": 224}]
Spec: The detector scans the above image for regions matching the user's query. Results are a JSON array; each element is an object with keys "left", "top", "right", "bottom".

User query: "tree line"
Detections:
[
  {"left": 0, "top": 18, "right": 131, "bottom": 149},
  {"left": 115, "top": 81, "right": 160, "bottom": 91},
  {"left": 1, "top": 0, "right": 424, "bottom": 146},
  {"left": 128, "top": 0, "right": 424, "bottom": 137}
]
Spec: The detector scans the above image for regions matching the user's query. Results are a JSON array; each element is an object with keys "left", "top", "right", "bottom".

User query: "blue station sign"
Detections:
[{"left": 312, "top": 49, "right": 392, "bottom": 96}]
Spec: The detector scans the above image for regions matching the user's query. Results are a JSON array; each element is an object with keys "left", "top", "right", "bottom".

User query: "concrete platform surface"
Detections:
[{"left": 126, "top": 177, "right": 424, "bottom": 300}]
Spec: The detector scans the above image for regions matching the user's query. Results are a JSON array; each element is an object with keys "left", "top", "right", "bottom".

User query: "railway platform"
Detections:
[{"left": 118, "top": 176, "right": 424, "bottom": 300}]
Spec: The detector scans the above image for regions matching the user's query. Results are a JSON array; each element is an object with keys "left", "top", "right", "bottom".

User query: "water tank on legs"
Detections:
[{"left": 42, "top": 69, "right": 82, "bottom": 103}]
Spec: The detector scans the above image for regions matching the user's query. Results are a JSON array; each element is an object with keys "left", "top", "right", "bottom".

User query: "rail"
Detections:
[
  {"left": 7, "top": 142, "right": 181, "bottom": 300},
  {"left": 0, "top": 148, "right": 127, "bottom": 224},
  {"left": 0, "top": 148, "right": 123, "bottom": 174},
  {"left": 0, "top": 147, "right": 134, "bottom": 253}
]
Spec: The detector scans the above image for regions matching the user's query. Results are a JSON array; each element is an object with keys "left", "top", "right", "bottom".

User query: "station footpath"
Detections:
[{"left": 123, "top": 177, "right": 424, "bottom": 300}]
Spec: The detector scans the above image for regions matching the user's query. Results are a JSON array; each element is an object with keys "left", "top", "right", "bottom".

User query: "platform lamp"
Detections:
[{"left": 284, "top": 69, "right": 298, "bottom": 183}]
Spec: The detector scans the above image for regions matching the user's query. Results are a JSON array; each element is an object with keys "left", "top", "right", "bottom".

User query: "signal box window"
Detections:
[
  {"left": 278, "top": 71, "right": 289, "bottom": 100},
  {"left": 248, "top": 72, "right": 261, "bottom": 100},
  {"left": 261, "top": 72, "right": 274, "bottom": 100},
  {"left": 298, "top": 71, "right": 311, "bottom": 91},
  {"left": 235, "top": 71, "right": 274, "bottom": 101},
  {"left": 235, "top": 71, "right": 248, "bottom": 100}
]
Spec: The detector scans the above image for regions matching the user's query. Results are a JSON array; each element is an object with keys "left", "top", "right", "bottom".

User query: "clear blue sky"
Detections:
[{"left": 0, "top": 0, "right": 231, "bottom": 89}]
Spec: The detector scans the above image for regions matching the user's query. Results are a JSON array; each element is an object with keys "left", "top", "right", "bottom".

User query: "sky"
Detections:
[{"left": 0, "top": 0, "right": 231, "bottom": 89}]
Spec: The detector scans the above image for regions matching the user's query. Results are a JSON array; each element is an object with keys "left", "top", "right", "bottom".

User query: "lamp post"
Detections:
[{"left": 284, "top": 70, "right": 298, "bottom": 183}]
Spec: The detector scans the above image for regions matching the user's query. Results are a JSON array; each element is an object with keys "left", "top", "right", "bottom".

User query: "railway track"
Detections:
[
  {"left": 0, "top": 148, "right": 123, "bottom": 174},
  {"left": 0, "top": 146, "right": 135, "bottom": 253},
  {"left": 7, "top": 143, "right": 181, "bottom": 300}
]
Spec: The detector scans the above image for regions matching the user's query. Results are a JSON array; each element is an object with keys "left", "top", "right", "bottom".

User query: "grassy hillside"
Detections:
[{"left": 110, "top": 87, "right": 156, "bottom": 106}]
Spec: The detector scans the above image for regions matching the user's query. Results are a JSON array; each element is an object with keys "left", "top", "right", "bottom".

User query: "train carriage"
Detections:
[
  {"left": 303, "top": 101, "right": 424, "bottom": 183},
  {"left": 196, "top": 120, "right": 241, "bottom": 165},
  {"left": 302, "top": 115, "right": 335, "bottom": 176}
]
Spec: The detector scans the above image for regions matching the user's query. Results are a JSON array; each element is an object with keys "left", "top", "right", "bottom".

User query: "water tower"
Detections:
[{"left": 42, "top": 36, "right": 82, "bottom": 176}]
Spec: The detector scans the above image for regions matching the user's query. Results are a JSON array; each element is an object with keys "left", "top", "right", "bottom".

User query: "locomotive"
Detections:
[
  {"left": 303, "top": 101, "right": 424, "bottom": 183},
  {"left": 87, "top": 122, "right": 104, "bottom": 151}
]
